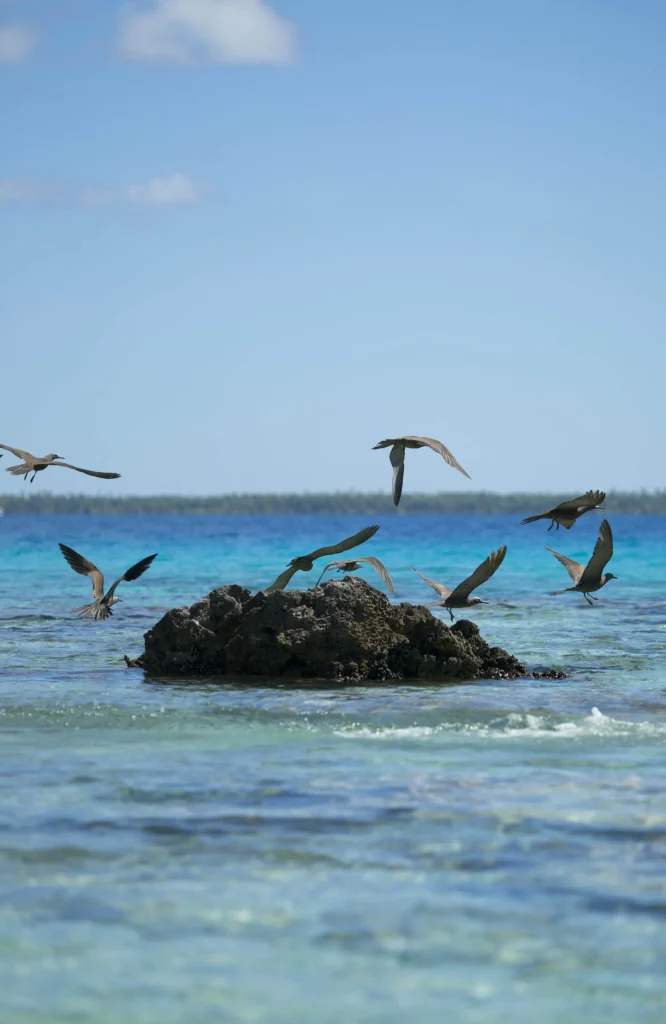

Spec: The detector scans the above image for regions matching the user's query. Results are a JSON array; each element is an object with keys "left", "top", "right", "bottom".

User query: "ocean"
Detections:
[{"left": 1, "top": 512, "right": 665, "bottom": 1023}]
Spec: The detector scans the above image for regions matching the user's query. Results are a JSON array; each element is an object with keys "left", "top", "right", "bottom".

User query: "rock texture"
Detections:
[{"left": 131, "top": 576, "right": 543, "bottom": 683}]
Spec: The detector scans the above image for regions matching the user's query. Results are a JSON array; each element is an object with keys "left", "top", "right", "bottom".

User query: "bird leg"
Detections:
[
  {"left": 448, "top": 608, "right": 455, "bottom": 622},
  {"left": 590, "top": 595, "right": 600, "bottom": 601},
  {"left": 548, "top": 521, "right": 554, "bottom": 531},
  {"left": 30, "top": 472, "right": 36, "bottom": 483},
  {"left": 583, "top": 593, "right": 594, "bottom": 606}
]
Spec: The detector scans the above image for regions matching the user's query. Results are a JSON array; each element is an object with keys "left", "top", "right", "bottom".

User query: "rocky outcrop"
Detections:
[{"left": 129, "top": 576, "right": 547, "bottom": 682}]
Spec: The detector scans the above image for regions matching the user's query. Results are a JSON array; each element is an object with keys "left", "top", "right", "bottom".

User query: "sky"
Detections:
[{"left": 2, "top": 0, "right": 666, "bottom": 496}]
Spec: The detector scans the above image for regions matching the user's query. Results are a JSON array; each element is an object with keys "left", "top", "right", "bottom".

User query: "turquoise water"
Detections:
[{"left": 1, "top": 513, "right": 665, "bottom": 1023}]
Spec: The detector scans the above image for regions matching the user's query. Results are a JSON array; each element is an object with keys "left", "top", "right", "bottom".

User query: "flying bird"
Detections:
[
  {"left": 59, "top": 543, "right": 157, "bottom": 620},
  {"left": 315, "top": 556, "right": 394, "bottom": 593},
  {"left": 546, "top": 519, "right": 616, "bottom": 605},
  {"left": 521, "top": 490, "right": 605, "bottom": 531},
  {"left": 1, "top": 444, "right": 120, "bottom": 483},
  {"left": 373, "top": 436, "right": 470, "bottom": 505},
  {"left": 412, "top": 545, "right": 507, "bottom": 620},
  {"left": 264, "top": 525, "right": 380, "bottom": 593}
]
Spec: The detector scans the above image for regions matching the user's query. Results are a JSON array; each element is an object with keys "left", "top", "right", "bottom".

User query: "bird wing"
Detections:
[
  {"left": 579, "top": 519, "right": 613, "bottom": 586},
  {"left": 314, "top": 562, "right": 340, "bottom": 586},
  {"left": 552, "top": 490, "right": 606, "bottom": 512},
  {"left": 390, "top": 444, "right": 405, "bottom": 505},
  {"left": 520, "top": 512, "right": 551, "bottom": 525},
  {"left": 58, "top": 542, "right": 105, "bottom": 598},
  {"left": 265, "top": 565, "right": 300, "bottom": 593},
  {"left": 372, "top": 438, "right": 399, "bottom": 449},
  {"left": 402, "top": 436, "right": 471, "bottom": 480},
  {"left": 50, "top": 462, "right": 121, "bottom": 479},
  {"left": 449, "top": 545, "right": 507, "bottom": 601},
  {"left": 0, "top": 443, "right": 34, "bottom": 462},
  {"left": 307, "top": 524, "right": 380, "bottom": 561},
  {"left": 356, "top": 557, "right": 395, "bottom": 593},
  {"left": 105, "top": 553, "right": 157, "bottom": 602},
  {"left": 411, "top": 566, "right": 452, "bottom": 599},
  {"left": 545, "top": 546, "right": 585, "bottom": 583}
]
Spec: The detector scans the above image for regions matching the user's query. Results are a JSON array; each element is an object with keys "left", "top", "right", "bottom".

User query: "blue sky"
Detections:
[{"left": 1, "top": 0, "right": 665, "bottom": 495}]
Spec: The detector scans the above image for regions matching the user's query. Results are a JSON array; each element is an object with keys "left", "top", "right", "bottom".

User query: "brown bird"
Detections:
[
  {"left": 547, "top": 519, "right": 617, "bottom": 605},
  {"left": 1, "top": 444, "right": 120, "bottom": 483},
  {"left": 373, "top": 436, "right": 470, "bottom": 505},
  {"left": 413, "top": 545, "right": 507, "bottom": 620},
  {"left": 315, "top": 556, "right": 394, "bottom": 592},
  {"left": 265, "top": 525, "right": 380, "bottom": 593},
  {"left": 59, "top": 543, "right": 157, "bottom": 620},
  {"left": 521, "top": 490, "right": 605, "bottom": 531}
]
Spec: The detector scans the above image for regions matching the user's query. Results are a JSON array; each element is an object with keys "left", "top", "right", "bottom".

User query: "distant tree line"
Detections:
[{"left": 1, "top": 491, "right": 666, "bottom": 515}]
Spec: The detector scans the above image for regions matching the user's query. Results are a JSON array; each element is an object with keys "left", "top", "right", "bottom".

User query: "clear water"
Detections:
[{"left": 1, "top": 513, "right": 665, "bottom": 1023}]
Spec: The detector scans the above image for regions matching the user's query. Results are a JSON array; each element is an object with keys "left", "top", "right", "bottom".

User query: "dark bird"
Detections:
[
  {"left": 521, "top": 490, "right": 605, "bottom": 531},
  {"left": 265, "top": 525, "right": 380, "bottom": 593},
  {"left": 373, "top": 436, "right": 470, "bottom": 505},
  {"left": 412, "top": 545, "right": 507, "bottom": 620},
  {"left": 315, "top": 556, "right": 394, "bottom": 593},
  {"left": 59, "top": 543, "right": 157, "bottom": 620},
  {"left": 1, "top": 444, "right": 120, "bottom": 483},
  {"left": 547, "top": 519, "right": 616, "bottom": 605}
]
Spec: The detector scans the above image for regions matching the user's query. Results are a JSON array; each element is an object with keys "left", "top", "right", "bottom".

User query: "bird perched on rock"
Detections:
[
  {"left": 547, "top": 519, "right": 616, "bottom": 605},
  {"left": 59, "top": 543, "right": 157, "bottom": 620},
  {"left": 373, "top": 436, "right": 470, "bottom": 505},
  {"left": 1, "top": 444, "right": 120, "bottom": 483},
  {"left": 265, "top": 525, "right": 380, "bottom": 593},
  {"left": 315, "top": 556, "right": 394, "bottom": 593},
  {"left": 521, "top": 490, "right": 605, "bottom": 531},
  {"left": 412, "top": 545, "right": 507, "bottom": 620}
]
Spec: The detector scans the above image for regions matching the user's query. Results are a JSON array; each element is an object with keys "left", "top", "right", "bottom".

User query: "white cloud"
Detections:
[
  {"left": 124, "top": 173, "right": 201, "bottom": 205},
  {"left": 0, "top": 23, "right": 36, "bottom": 63},
  {"left": 119, "top": 0, "right": 296, "bottom": 66},
  {"left": 0, "top": 174, "right": 202, "bottom": 208},
  {"left": 0, "top": 179, "right": 59, "bottom": 203}
]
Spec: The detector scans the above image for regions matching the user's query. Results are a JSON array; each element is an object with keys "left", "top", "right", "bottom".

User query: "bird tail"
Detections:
[
  {"left": 549, "top": 588, "right": 572, "bottom": 596},
  {"left": 520, "top": 514, "right": 546, "bottom": 525},
  {"left": 5, "top": 462, "right": 30, "bottom": 476},
  {"left": 76, "top": 600, "right": 112, "bottom": 621}
]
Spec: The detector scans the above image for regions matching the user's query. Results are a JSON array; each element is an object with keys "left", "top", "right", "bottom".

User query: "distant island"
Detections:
[{"left": 1, "top": 491, "right": 666, "bottom": 515}]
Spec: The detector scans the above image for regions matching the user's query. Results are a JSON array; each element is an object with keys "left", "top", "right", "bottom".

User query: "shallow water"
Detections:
[{"left": 1, "top": 514, "right": 665, "bottom": 1023}]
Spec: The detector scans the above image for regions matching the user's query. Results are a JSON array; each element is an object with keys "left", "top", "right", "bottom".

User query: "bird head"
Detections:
[
  {"left": 469, "top": 598, "right": 487, "bottom": 606},
  {"left": 605, "top": 573, "right": 618, "bottom": 581},
  {"left": 110, "top": 597, "right": 123, "bottom": 605},
  {"left": 46, "top": 453, "right": 64, "bottom": 462}
]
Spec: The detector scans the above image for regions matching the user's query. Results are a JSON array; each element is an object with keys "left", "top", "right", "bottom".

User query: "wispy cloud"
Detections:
[
  {"left": 0, "top": 179, "right": 60, "bottom": 203},
  {"left": 0, "top": 23, "right": 36, "bottom": 63},
  {"left": 1, "top": 174, "right": 203, "bottom": 208},
  {"left": 124, "top": 173, "right": 201, "bottom": 205},
  {"left": 119, "top": 0, "right": 296, "bottom": 66}
]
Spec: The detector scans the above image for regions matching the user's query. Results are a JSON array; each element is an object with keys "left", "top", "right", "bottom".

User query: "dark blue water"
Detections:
[{"left": 1, "top": 514, "right": 665, "bottom": 1023}]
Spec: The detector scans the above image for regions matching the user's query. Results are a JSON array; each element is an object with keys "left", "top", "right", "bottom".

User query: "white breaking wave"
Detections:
[{"left": 334, "top": 707, "right": 666, "bottom": 742}]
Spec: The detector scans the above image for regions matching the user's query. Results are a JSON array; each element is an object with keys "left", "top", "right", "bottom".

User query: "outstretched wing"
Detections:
[
  {"left": 449, "top": 545, "right": 507, "bottom": 601},
  {"left": 105, "top": 553, "right": 157, "bottom": 602},
  {"left": 412, "top": 566, "right": 452, "bottom": 600},
  {"left": 579, "top": 519, "right": 613, "bottom": 586},
  {"left": 356, "top": 557, "right": 395, "bottom": 593},
  {"left": 58, "top": 542, "right": 105, "bottom": 598},
  {"left": 51, "top": 462, "right": 121, "bottom": 479},
  {"left": 545, "top": 546, "right": 585, "bottom": 583},
  {"left": 0, "top": 443, "right": 34, "bottom": 462},
  {"left": 265, "top": 565, "right": 300, "bottom": 593},
  {"left": 520, "top": 512, "right": 551, "bottom": 525},
  {"left": 390, "top": 444, "right": 405, "bottom": 505},
  {"left": 307, "top": 524, "right": 380, "bottom": 561},
  {"left": 314, "top": 561, "right": 339, "bottom": 587},
  {"left": 553, "top": 490, "right": 606, "bottom": 512},
  {"left": 402, "top": 436, "right": 471, "bottom": 480}
]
